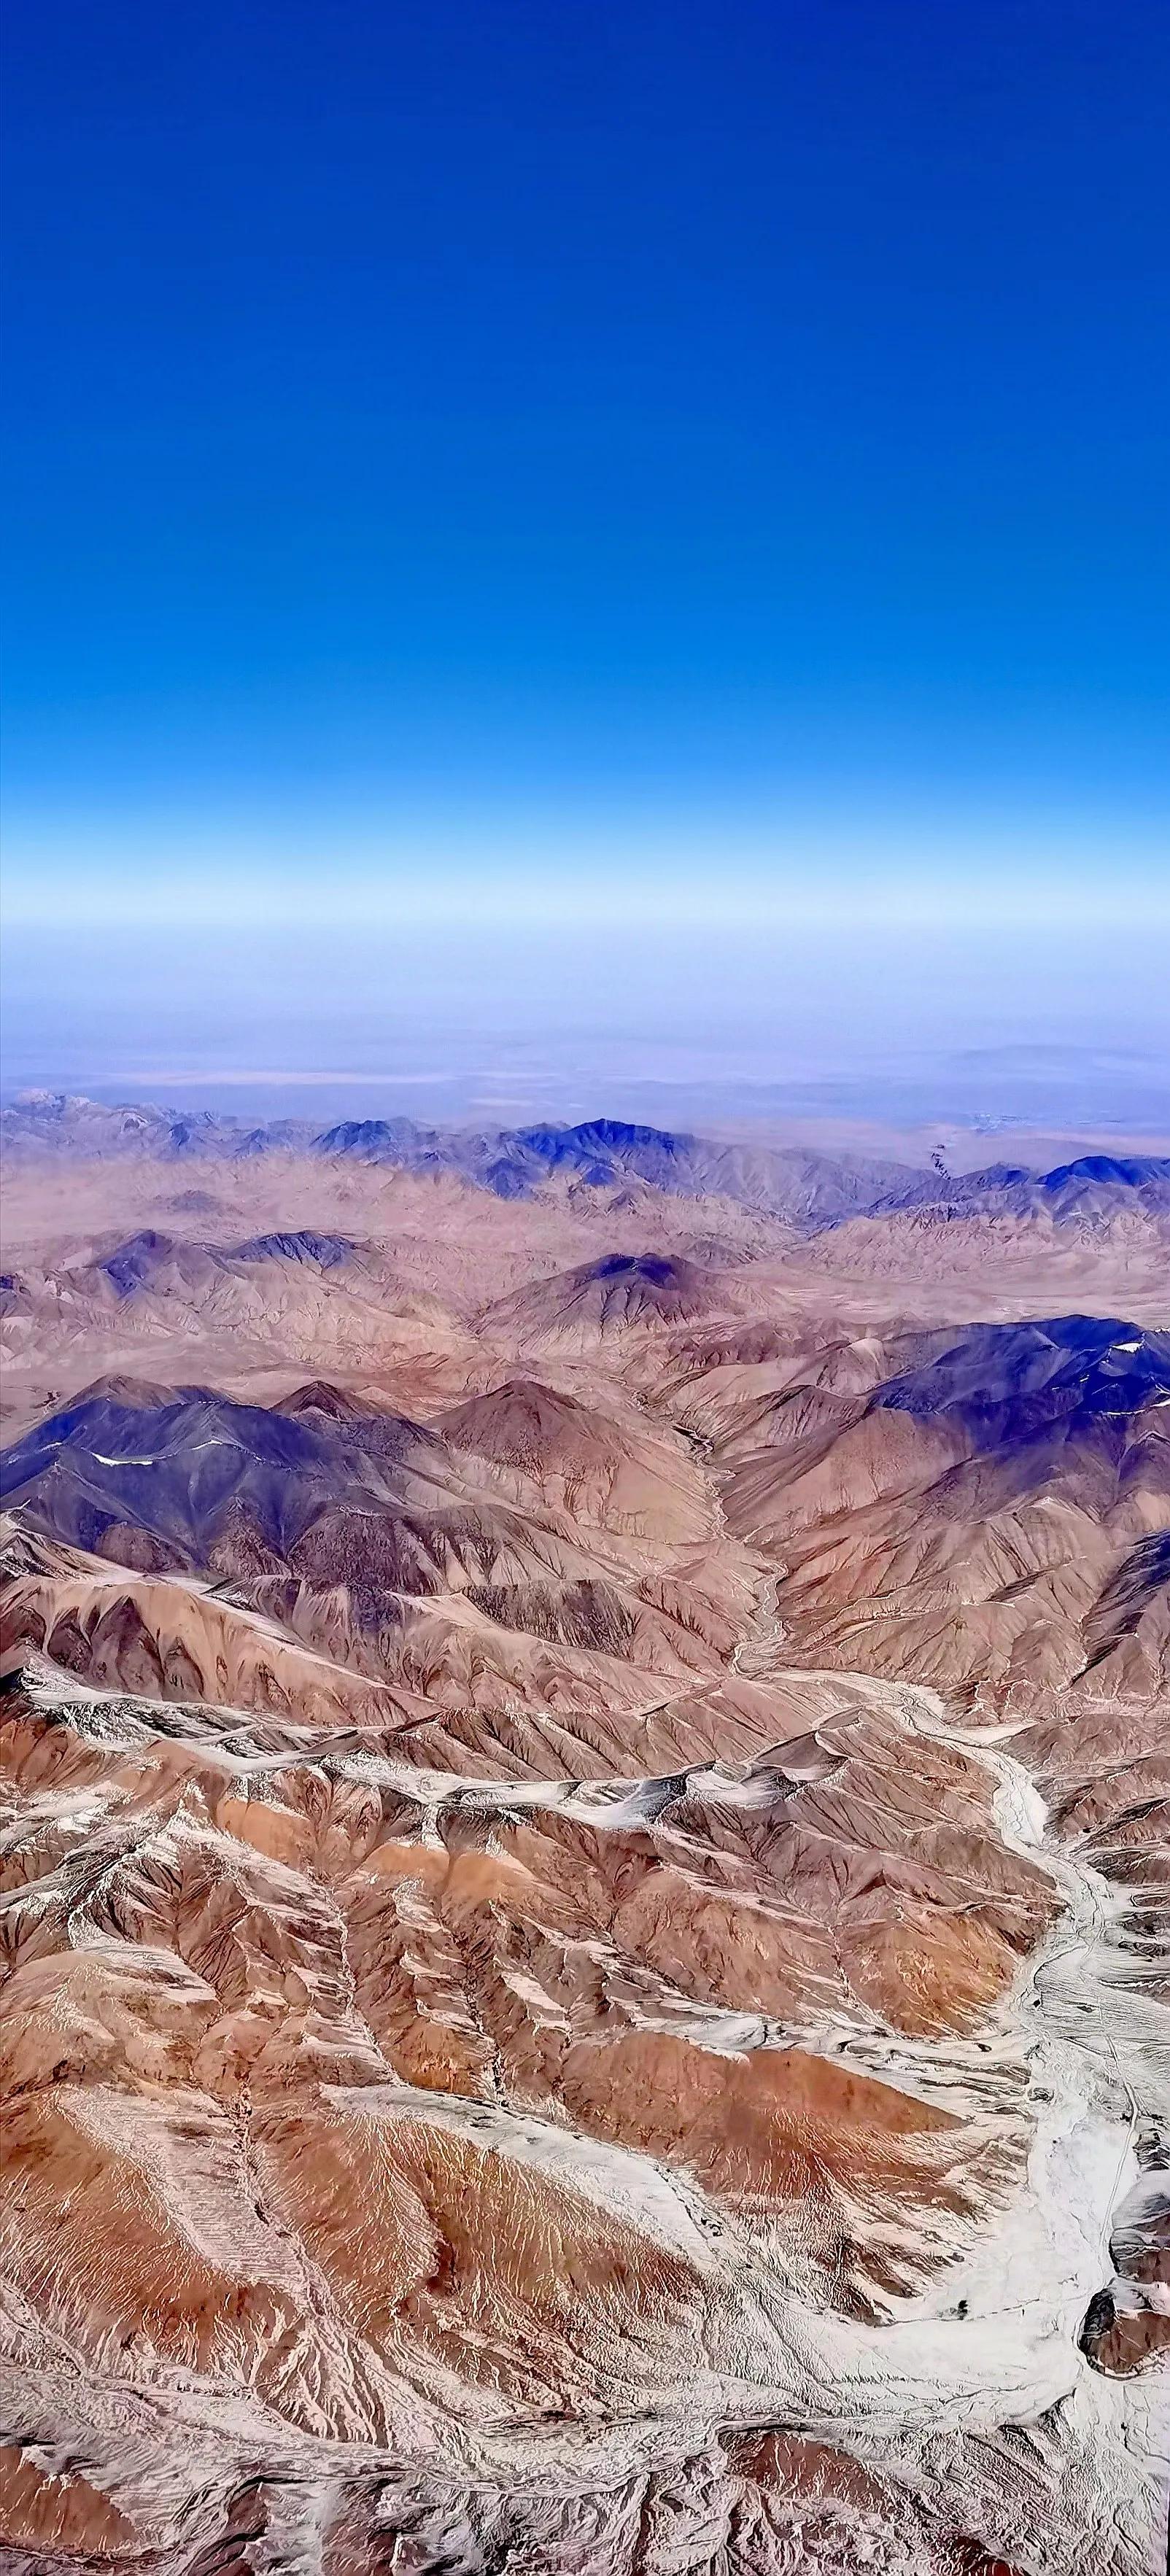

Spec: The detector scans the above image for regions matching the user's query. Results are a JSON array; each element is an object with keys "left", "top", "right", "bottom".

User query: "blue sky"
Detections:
[{"left": 2, "top": 1, "right": 1168, "bottom": 1109}]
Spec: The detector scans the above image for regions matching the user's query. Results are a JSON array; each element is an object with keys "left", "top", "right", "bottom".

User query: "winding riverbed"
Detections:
[{"left": 840, "top": 1683, "right": 1170, "bottom": 2573}]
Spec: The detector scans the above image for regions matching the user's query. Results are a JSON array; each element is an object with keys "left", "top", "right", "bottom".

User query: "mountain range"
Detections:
[
  {"left": 0, "top": 1106, "right": 1167, "bottom": 2575},
  {"left": 5, "top": 1089, "right": 1169, "bottom": 1232}
]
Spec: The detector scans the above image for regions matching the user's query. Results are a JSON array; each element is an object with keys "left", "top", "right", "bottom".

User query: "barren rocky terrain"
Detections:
[{"left": 1, "top": 1109, "right": 1167, "bottom": 2573}]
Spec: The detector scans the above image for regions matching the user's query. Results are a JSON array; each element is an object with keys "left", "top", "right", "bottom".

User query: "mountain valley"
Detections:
[{"left": 0, "top": 1108, "right": 1167, "bottom": 2573}]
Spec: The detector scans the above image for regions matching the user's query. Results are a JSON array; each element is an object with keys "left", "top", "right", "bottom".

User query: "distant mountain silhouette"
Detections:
[{"left": 3, "top": 1093, "right": 1168, "bottom": 1235}]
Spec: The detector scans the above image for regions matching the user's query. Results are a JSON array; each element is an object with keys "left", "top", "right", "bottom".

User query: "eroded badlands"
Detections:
[{"left": 1, "top": 1112, "right": 1167, "bottom": 2572}]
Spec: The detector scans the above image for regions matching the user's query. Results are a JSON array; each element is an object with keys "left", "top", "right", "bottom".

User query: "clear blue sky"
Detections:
[{"left": 2, "top": 1, "right": 1168, "bottom": 1109}]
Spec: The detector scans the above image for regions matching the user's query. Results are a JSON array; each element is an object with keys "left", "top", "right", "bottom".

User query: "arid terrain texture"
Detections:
[{"left": 1, "top": 1097, "right": 1168, "bottom": 2575}]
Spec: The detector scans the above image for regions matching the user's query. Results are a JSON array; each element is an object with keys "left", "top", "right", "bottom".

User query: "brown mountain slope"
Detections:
[
  {"left": 481, "top": 1251, "right": 747, "bottom": 1354},
  {"left": 437, "top": 1374, "right": 713, "bottom": 1540},
  {"left": 1, "top": 1168, "right": 1169, "bottom": 2574},
  {"left": 680, "top": 1316, "right": 1170, "bottom": 1718}
]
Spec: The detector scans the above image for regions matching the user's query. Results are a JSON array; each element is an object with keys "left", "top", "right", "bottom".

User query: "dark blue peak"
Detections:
[
  {"left": 515, "top": 1119, "right": 689, "bottom": 1168},
  {"left": 511, "top": 1123, "right": 572, "bottom": 1161},
  {"left": 0, "top": 1389, "right": 349, "bottom": 1494},
  {"left": 97, "top": 1232, "right": 177, "bottom": 1295},
  {"left": 317, "top": 1120, "right": 384, "bottom": 1149},
  {"left": 1042, "top": 1155, "right": 1170, "bottom": 1191},
  {"left": 567, "top": 1119, "right": 689, "bottom": 1157},
  {"left": 872, "top": 1317, "right": 1170, "bottom": 1448},
  {"left": 230, "top": 1230, "right": 354, "bottom": 1267},
  {"left": 947, "top": 1162, "right": 1034, "bottom": 1195},
  {"left": 1107, "top": 1528, "right": 1170, "bottom": 1592},
  {"left": 0, "top": 1385, "right": 428, "bottom": 1567},
  {"left": 481, "top": 1159, "right": 532, "bottom": 1200},
  {"left": 589, "top": 1254, "right": 686, "bottom": 1284},
  {"left": 315, "top": 1117, "right": 430, "bottom": 1155}
]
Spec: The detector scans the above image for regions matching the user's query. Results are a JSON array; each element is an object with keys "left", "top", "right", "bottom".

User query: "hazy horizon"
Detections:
[{"left": 3, "top": 1, "right": 1168, "bottom": 1129}]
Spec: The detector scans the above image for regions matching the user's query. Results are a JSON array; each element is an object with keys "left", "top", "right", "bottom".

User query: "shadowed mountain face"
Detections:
[
  {"left": 222, "top": 1228, "right": 357, "bottom": 1267},
  {"left": 1, "top": 1148, "right": 1169, "bottom": 2575},
  {"left": 96, "top": 1228, "right": 360, "bottom": 1295},
  {"left": 689, "top": 1317, "right": 1170, "bottom": 1718},
  {"left": 0, "top": 1386, "right": 696, "bottom": 1664},
  {"left": 0, "top": 1377, "right": 748, "bottom": 1708},
  {"left": 483, "top": 1249, "right": 735, "bottom": 1351},
  {"left": 0, "top": 1386, "right": 443, "bottom": 1558},
  {"left": 876, "top": 1154, "right": 1170, "bottom": 1223},
  {"left": 871, "top": 1315, "right": 1170, "bottom": 1443}
]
